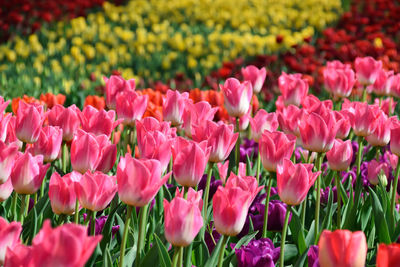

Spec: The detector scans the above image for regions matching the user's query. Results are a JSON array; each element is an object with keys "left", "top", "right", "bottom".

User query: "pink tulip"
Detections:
[
  {"left": 390, "top": 125, "right": 400, "bottom": 157},
  {"left": 94, "top": 134, "right": 117, "bottom": 174},
  {"left": 104, "top": 75, "right": 135, "bottom": 109},
  {"left": 0, "top": 178, "right": 13, "bottom": 202},
  {"left": 11, "top": 153, "right": 50, "bottom": 195},
  {"left": 172, "top": 137, "right": 210, "bottom": 187},
  {"left": 115, "top": 90, "right": 148, "bottom": 126},
  {"left": 80, "top": 105, "right": 120, "bottom": 137},
  {"left": 302, "top": 95, "right": 333, "bottom": 114},
  {"left": 0, "top": 217, "right": 22, "bottom": 265},
  {"left": 278, "top": 72, "right": 309, "bottom": 107},
  {"left": 230, "top": 109, "right": 251, "bottom": 131},
  {"left": 31, "top": 126, "right": 63, "bottom": 163},
  {"left": 323, "top": 67, "right": 355, "bottom": 99},
  {"left": 192, "top": 120, "right": 238, "bottom": 163},
  {"left": 342, "top": 100, "right": 381, "bottom": 137},
  {"left": 217, "top": 161, "right": 246, "bottom": 184},
  {"left": 220, "top": 78, "right": 253, "bottom": 117},
  {"left": 333, "top": 111, "right": 351, "bottom": 139},
  {"left": 75, "top": 171, "right": 117, "bottom": 211},
  {"left": 47, "top": 104, "right": 81, "bottom": 141},
  {"left": 367, "top": 160, "right": 389, "bottom": 186},
  {"left": 374, "top": 98, "right": 397, "bottom": 116},
  {"left": 326, "top": 139, "right": 353, "bottom": 171},
  {"left": 117, "top": 154, "right": 171, "bottom": 207},
  {"left": 366, "top": 111, "right": 391, "bottom": 147},
  {"left": 164, "top": 188, "right": 203, "bottom": 247},
  {"left": 259, "top": 131, "right": 296, "bottom": 172},
  {"left": 249, "top": 110, "right": 279, "bottom": 142},
  {"left": 367, "top": 69, "right": 393, "bottom": 96},
  {"left": 0, "top": 113, "right": 11, "bottom": 142},
  {"left": 277, "top": 104, "right": 305, "bottom": 137},
  {"left": 224, "top": 172, "right": 263, "bottom": 200},
  {"left": 136, "top": 117, "right": 177, "bottom": 140},
  {"left": 0, "top": 96, "right": 10, "bottom": 114},
  {"left": 71, "top": 129, "right": 100, "bottom": 174},
  {"left": 15, "top": 101, "right": 44, "bottom": 144},
  {"left": 355, "top": 56, "right": 383, "bottom": 85},
  {"left": 182, "top": 101, "right": 218, "bottom": 138},
  {"left": 49, "top": 171, "right": 81, "bottom": 215},
  {"left": 318, "top": 229, "right": 367, "bottom": 267},
  {"left": 326, "top": 60, "right": 352, "bottom": 70},
  {"left": 389, "top": 74, "right": 400, "bottom": 98},
  {"left": 0, "top": 141, "right": 19, "bottom": 184},
  {"left": 277, "top": 159, "right": 320, "bottom": 206},
  {"left": 4, "top": 116, "right": 22, "bottom": 148},
  {"left": 162, "top": 90, "right": 191, "bottom": 126},
  {"left": 241, "top": 65, "right": 267, "bottom": 93}
]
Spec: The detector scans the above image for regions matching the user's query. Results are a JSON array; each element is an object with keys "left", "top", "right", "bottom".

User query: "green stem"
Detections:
[
  {"left": 85, "top": 210, "right": 93, "bottom": 226},
  {"left": 40, "top": 177, "right": 46, "bottom": 198},
  {"left": 62, "top": 142, "right": 68, "bottom": 173},
  {"left": 362, "top": 85, "right": 367, "bottom": 103},
  {"left": 217, "top": 235, "right": 229, "bottom": 267},
  {"left": 356, "top": 136, "right": 364, "bottom": 177},
  {"left": 314, "top": 152, "right": 323, "bottom": 244},
  {"left": 136, "top": 204, "right": 149, "bottom": 267},
  {"left": 90, "top": 211, "right": 97, "bottom": 236},
  {"left": 168, "top": 156, "right": 173, "bottom": 184},
  {"left": 172, "top": 246, "right": 180, "bottom": 267},
  {"left": 11, "top": 192, "right": 18, "bottom": 221},
  {"left": 256, "top": 150, "right": 261, "bottom": 184},
  {"left": 262, "top": 174, "right": 274, "bottom": 238},
  {"left": 335, "top": 171, "right": 342, "bottom": 229},
  {"left": 74, "top": 199, "right": 80, "bottom": 224},
  {"left": 19, "top": 194, "right": 29, "bottom": 224},
  {"left": 119, "top": 206, "right": 132, "bottom": 267},
  {"left": 178, "top": 246, "right": 183, "bottom": 267},
  {"left": 183, "top": 186, "right": 189, "bottom": 199},
  {"left": 203, "top": 163, "right": 214, "bottom": 224},
  {"left": 300, "top": 199, "right": 306, "bottom": 227},
  {"left": 389, "top": 97, "right": 393, "bottom": 117},
  {"left": 235, "top": 117, "right": 240, "bottom": 173},
  {"left": 390, "top": 161, "right": 400, "bottom": 217},
  {"left": 279, "top": 206, "right": 291, "bottom": 267}
]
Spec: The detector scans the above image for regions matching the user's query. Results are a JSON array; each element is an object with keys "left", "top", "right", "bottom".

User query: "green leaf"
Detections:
[
  {"left": 100, "top": 203, "right": 122, "bottom": 251},
  {"left": 369, "top": 187, "right": 391, "bottom": 244},
  {"left": 305, "top": 220, "right": 315, "bottom": 246},
  {"left": 154, "top": 234, "right": 172, "bottom": 267},
  {"left": 225, "top": 231, "right": 258, "bottom": 258},
  {"left": 294, "top": 249, "right": 309, "bottom": 267},
  {"left": 284, "top": 244, "right": 298, "bottom": 262},
  {"left": 140, "top": 243, "right": 159, "bottom": 266},
  {"left": 102, "top": 247, "right": 113, "bottom": 267},
  {"left": 289, "top": 208, "right": 307, "bottom": 254},
  {"left": 246, "top": 155, "right": 253, "bottom": 176},
  {"left": 321, "top": 189, "right": 334, "bottom": 231},
  {"left": 204, "top": 235, "right": 228, "bottom": 267}
]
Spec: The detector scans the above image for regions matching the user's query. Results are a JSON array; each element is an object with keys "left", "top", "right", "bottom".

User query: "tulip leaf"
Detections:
[
  {"left": 284, "top": 244, "right": 298, "bottom": 262},
  {"left": 289, "top": 208, "right": 307, "bottom": 254},
  {"left": 369, "top": 187, "right": 391, "bottom": 244},
  {"left": 321, "top": 189, "right": 334, "bottom": 231},
  {"left": 225, "top": 231, "right": 258, "bottom": 258},
  {"left": 139, "top": 243, "right": 159, "bottom": 266},
  {"left": 294, "top": 249, "right": 308, "bottom": 267},
  {"left": 102, "top": 247, "right": 113, "bottom": 267},
  {"left": 153, "top": 234, "right": 172, "bottom": 267},
  {"left": 100, "top": 202, "right": 122, "bottom": 251},
  {"left": 360, "top": 200, "right": 372, "bottom": 232},
  {"left": 246, "top": 155, "right": 253, "bottom": 176},
  {"left": 184, "top": 242, "right": 193, "bottom": 267},
  {"left": 204, "top": 235, "right": 229, "bottom": 267},
  {"left": 125, "top": 247, "right": 137, "bottom": 267},
  {"left": 305, "top": 220, "right": 315, "bottom": 246}
]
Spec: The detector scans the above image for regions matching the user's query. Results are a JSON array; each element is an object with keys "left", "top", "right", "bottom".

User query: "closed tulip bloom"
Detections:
[
  {"left": 278, "top": 72, "right": 309, "bottom": 107},
  {"left": 389, "top": 74, "right": 400, "bottom": 98},
  {"left": 277, "top": 159, "right": 320, "bottom": 206},
  {"left": 342, "top": 100, "right": 381, "bottom": 137},
  {"left": 220, "top": 78, "right": 253, "bottom": 117},
  {"left": 0, "top": 217, "right": 22, "bottom": 265},
  {"left": 173, "top": 137, "right": 210, "bottom": 187},
  {"left": 47, "top": 104, "right": 81, "bottom": 141},
  {"left": 80, "top": 105, "right": 120, "bottom": 137},
  {"left": 318, "top": 229, "right": 367, "bottom": 267},
  {"left": 0, "top": 96, "right": 10, "bottom": 114},
  {"left": 117, "top": 154, "right": 171, "bottom": 207},
  {"left": 164, "top": 188, "right": 203, "bottom": 247},
  {"left": 11, "top": 153, "right": 50, "bottom": 195},
  {"left": 326, "top": 139, "right": 353, "bottom": 171},
  {"left": 162, "top": 90, "right": 191, "bottom": 126},
  {"left": 326, "top": 60, "right": 352, "bottom": 70},
  {"left": 116, "top": 90, "right": 148, "bottom": 126},
  {"left": 377, "top": 243, "right": 400, "bottom": 267},
  {"left": 241, "top": 65, "right": 267, "bottom": 93},
  {"left": 217, "top": 161, "right": 247, "bottom": 184},
  {"left": 104, "top": 75, "right": 135, "bottom": 109},
  {"left": 367, "top": 160, "right": 389, "bottom": 186},
  {"left": 249, "top": 110, "right": 279, "bottom": 142},
  {"left": 94, "top": 135, "right": 117, "bottom": 174},
  {"left": 49, "top": 171, "right": 81, "bottom": 215},
  {"left": 75, "top": 171, "right": 117, "bottom": 211},
  {"left": 136, "top": 117, "right": 177, "bottom": 140},
  {"left": 15, "top": 101, "right": 44, "bottom": 144},
  {"left": 374, "top": 98, "right": 397, "bottom": 116},
  {"left": 391, "top": 125, "right": 400, "bottom": 157},
  {"left": 366, "top": 111, "right": 391, "bottom": 147},
  {"left": 31, "top": 126, "right": 63, "bottom": 163},
  {"left": 259, "top": 131, "right": 296, "bottom": 172},
  {"left": 333, "top": 111, "right": 351, "bottom": 139},
  {"left": 230, "top": 110, "right": 251, "bottom": 131},
  {"left": 277, "top": 104, "right": 305, "bottom": 137},
  {"left": 0, "top": 178, "right": 13, "bottom": 202},
  {"left": 182, "top": 101, "right": 218, "bottom": 138},
  {"left": 225, "top": 172, "right": 263, "bottom": 200},
  {"left": 367, "top": 69, "right": 393, "bottom": 96},
  {"left": 0, "top": 113, "right": 11, "bottom": 142},
  {"left": 355, "top": 56, "right": 383, "bottom": 85},
  {"left": 0, "top": 141, "right": 19, "bottom": 184},
  {"left": 71, "top": 129, "right": 101, "bottom": 174},
  {"left": 323, "top": 67, "right": 355, "bottom": 99}
]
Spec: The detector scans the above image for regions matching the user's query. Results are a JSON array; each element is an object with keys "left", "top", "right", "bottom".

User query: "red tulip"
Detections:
[
  {"left": 220, "top": 78, "right": 253, "bottom": 117},
  {"left": 47, "top": 104, "right": 81, "bottom": 142},
  {"left": 0, "top": 217, "right": 21, "bottom": 265},
  {"left": 376, "top": 243, "right": 400, "bottom": 267},
  {"left": 104, "top": 75, "right": 135, "bottom": 109},
  {"left": 278, "top": 72, "right": 309, "bottom": 107},
  {"left": 31, "top": 126, "right": 63, "bottom": 163},
  {"left": 182, "top": 101, "right": 217, "bottom": 138},
  {"left": 249, "top": 110, "right": 279, "bottom": 142},
  {"left": 241, "top": 65, "right": 267, "bottom": 93},
  {"left": 355, "top": 56, "right": 383, "bottom": 85},
  {"left": 15, "top": 101, "right": 44, "bottom": 144},
  {"left": 326, "top": 139, "right": 353, "bottom": 171},
  {"left": 162, "top": 90, "right": 191, "bottom": 126},
  {"left": 116, "top": 90, "right": 148, "bottom": 126},
  {"left": 79, "top": 105, "right": 120, "bottom": 137},
  {"left": 49, "top": 171, "right": 81, "bottom": 215},
  {"left": 0, "top": 141, "right": 19, "bottom": 184}
]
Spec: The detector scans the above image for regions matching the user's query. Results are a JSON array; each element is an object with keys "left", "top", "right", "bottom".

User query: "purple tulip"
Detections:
[
  {"left": 235, "top": 238, "right": 280, "bottom": 267},
  {"left": 308, "top": 245, "right": 320, "bottom": 267}
]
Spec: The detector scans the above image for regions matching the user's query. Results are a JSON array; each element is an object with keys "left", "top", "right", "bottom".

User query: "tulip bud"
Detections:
[{"left": 220, "top": 78, "right": 253, "bottom": 117}]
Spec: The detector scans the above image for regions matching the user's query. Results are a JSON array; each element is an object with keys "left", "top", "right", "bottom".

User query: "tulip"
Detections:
[
  {"left": 278, "top": 72, "right": 309, "bottom": 107},
  {"left": 367, "top": 69, "right": 393, "bottom": 96},
  {"left": 136, "top": 117, "right": 176, "bottom": 140},
  {"left": 0, "top": 141, "right": 19, "bottom": 184},
  {"left": 367, "top": 160, "right": 389, "bottom": 186},
  {"left": 3, "top": 244, "right": 31, "bottom": 267},
  {"left": 182, "top": 101, "right": 218, "bottom": 138},
  {"left": 249, "top": 110, "right": 279, "bottom": 142},
  {"left": 0, "top": 96, "right": 10, "bottom": 114},
  {"left": 162, "top": 90, "right": 191, "bottom": 126},
  {"left": 225, "top": 172, "right": 263, "bottom": 199},
  {"left": 80, "top": 105, "right": 120, "bottom": 137},
  {"left": 326, "top": 139, "right": 353, "bottom": 171},
  {"left": 235, "top": 238, "right": 279, "bottom": 267},
  {"left": 116, "top": 90, "right": 148, "bottom": 126},
  {"left": 0, "top": 178, "right": 13, "bottom": 202},
  {"left": 366, "top": 111, "right": 391, "bottom": 147},
  {"left": 49, "top": 171, "right": 82, "bottom": 215},
  {"left": 47, "top": 104, "right": 81, "bottom": 141},
  {"left": 0, "top": 113, "right": 11, "bottom": 142},
  {"left": 277, "top": 159, "right": 320, "bottom": 206},
  {"left": 94, "top": 134, "right": 117, "bottom": 174},
  {"left": 318, "top": 229, "right": 367, "bottom": 267},
  {"left": 326, "top": 60, "right": 352, "bottom": 70},
  {"left": 355, "top": 56, "right": 383, "bottom": 85},
  {"left": 342, "top": 100, "right": 381, "bottom": 137},
  {"left": 277, "top": 104, "right": 305, "bottom": 137},
  {"left": 217, "top": 161, "right": 246, "bottom": 184},
  {"left": 75, "top": 171, "right": 117, "bottom": 212},
  {"left": 389, "top": 74, "right": 400, "bottom": 99},
  {"left": 323, "top": 67, "right": 355, "bottom": 99},
  {"left": 172, "top": 137, "right": 210, "bottom": 187},
  {"left": 374, "top": 97, "right": 397, "bottom": 116},
  {"left": 10, "top": 153, "right": 50, "bottom": 195},
  {"left": 70, "top": 129, "right": 101, "bottom": 174},
  {"left": 302, "top": 94, "right": 333, "bottom": 114},
  {"left": 391, "top": 125, "right": 400, "bottom": 157},
  {"left": 220, "top": 78, "right": 253, "bottom": 117},
  {"left": 164, "top": 188, "right": 203, "bottom": 247},
  {"left": 333, "top": 111, "right": 351, "bottom": 139},
  {"left": 15, "top": 101, "right": 44, "bottom": 144},
  {"left": 241, "top": 65, "right": 267, "bottom": 93},
  {"left": 229, "top": 110, "right": 251, "bottom": 131},
  {"left": 0, "top": 217, "right": 22, "bottom": 265},
  {"left": 31, "top": 126, "right": 63, "bottom": 163},
  {"left": 104, "top": 75, "right": 135, "bottom": 109},
  {"left": 376, "top": 243, "right": 400, "bottom": 267},
  {"left": 259, "top": 131, "right": 296, "bottom": 172}
]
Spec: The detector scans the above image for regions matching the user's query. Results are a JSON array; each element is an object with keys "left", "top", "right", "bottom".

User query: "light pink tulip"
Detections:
[
  {"left": 117, "top": 154, "right": 171, "bottom": 207},
  {"left": 0, "top": 178, "right": 13, "bottom": 202},
  {"left": 302, "top": 95, "right": 333, "bottom": 114},
  {"left": 259, "top": 131, "right": 296, "bottom": 172},
  {"left": 162, "top": 90, "right": 191, "bottom": 126},
  {"left": 224, "top": 172, "right": 263, "bottom": 200},
  {"left": 249, "top": 110, "right": 279, "bottom": 142},
  {"left": 241, "top": 65, "right": 267, "bottom": 93},
  {"left": 136, "top": 117, "right": 177, "bottom": 140},
  {"left": 4, "top": 116, "right": 22, "bottom": 148},
  {"left": 217, "top": 161, "right": 246, "bottom": 184},
  {"left": 318, "top": 229, "right": 367, "bottom": 267},
  {"left": 104, "top": 75, "right": 135, "bottom": 109},
  {"left": 278, "top": 72, "right": 309, "bottom": 107},
  {"left": 47, "top": 104, "right": 81, "bottom": 141},
  {"left": 80, "top": 105, "right": 120, "bottom": 137},
  {"left": 342, "top": 100, "right": 381, "bottom": 137},
  {"left": 164, "top": 188, "right": 203, "bottom": 247},
  {"left": 390, "top": 125, "right": 400, "bottom": 157},
  {"left": 277, "top": 159, "right": 320, "bottom": 206},
  {"left": 15, "top": 102, "right": 44, "bottom": 144},
  {"left": 389, "top": 74, "right": 400, "bottom": 98},
  {"left": 0, "top": 96, "right": 10, "bottom": 114},
  {"left": 0, "top": 113, "right": 11, "bottom": 142},
  {"left": 277, "top": 104, "right": 306, "bottom": 137},
  {"left": 116, "top": 90, "right": 148, "bottom": 126},
  {"left": 326, "top": 60, "right": 352, "bottom": 70},
  {"left": 220, "top": 78, "right": 253, "bottom": 117},
  {"left": 367, "top": 69, "right": 393, "bottom": 96},
  {"left": 0, "top": 217, "right": 22, "bottom": 265},
  {"left": 71, "top": 129, "right": 101, "bottom": 174},
  {"left": 355, "top": 56, "right": 383, "bottom": 85},
  {"left": 367, "top": 160, "right": 389, "bottom": 186},
  {"left": 374, "top": 98, "right": 396, "bottom": 116},
  {"left": 333, "top": 111, "right": 351, "bottom": 139},
  {"left": 0, "top": 141, "right": 19, "bottom": 184},
  {"left": 323, "top": 67, "right": 355, "bottom": 99},
  {"left": 31, "top": 126, "right": 63, "bottom": 163},
  {"left": 10, "top": 153, "right": 50, "bottom": 195},
  {"left": 75, "top": 171, "right": 117, "bottom": 211},
  {"left": 326, "top": 139, "right": 353, "bottom": 171},
  {"left": 182, "top": 101, "right": 218, "bottom": 138},
  {"left": 366, "top": 111, "right": 391, "bottom": 147},
  {"left": 49, "top": 171, "right": 82, "bottom": 215}
]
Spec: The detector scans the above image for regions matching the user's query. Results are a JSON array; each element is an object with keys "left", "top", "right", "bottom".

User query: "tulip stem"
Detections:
[
  {"left": 279, "top": 205, "right": 291, "bottom": 267},
  {"left": 168, "top": 157, "right": 173, "bottom": 184},
  {"left": 390, "top": 160, "right": 400, "bottom": 218},
  {"left": 335, "top": 171, "right": 342, "bottom": 229},
  {"left": 11, "top": 192, "right": 18, "bottom": 221},
  {"left": 172, "top": 246, "right": 180, "bottom": 267},
  {"left": 136, "top": 204, "right": 149, "bottom": 267},
  {"left": 183, "top": 186, "right": 189, "bottom": 199},
  {"left": 19, "top": 194, "right": 29, "bottom": 225},
  {"left": 314, "top": 152, "right": 323, "bottom": 244},
  {"left": 300, "top": 199, "right": 306, "bottom": 227},
  {"left": 356, "top": 136, "right": 364, "bottom": 177},
  {"left": 203, "top": 162, "right": 214, "bottom": 225},
  {"left": 119, "top": 205, "right": 132, "bottom": 267},
  {"left": 90, "top": 211, "right": 97, "bottom": 236},
  {"left": 354, "top": 136, "right": 364, "bottom": 209},
  {"left": 85, "top": 210, "right": 92, "bottom": 226},
  {"left": 262, "top": 173, "right": 274, "bottom": 238},
  {"left": 235, "top": 117, "right": 241, "bottom": 173},
  {"left": 62, "top": 142, "right": 68, "bottom": 173},
  {"left": 256, "top": 150, "right": 261, "bottom": 184},
  {"left": 74, "top": 199, "right": 80, "bottom": 224},
  {"left": 217, "top": 235, "right": 228, "bottom": 267},
  {"left": 362, "top": 86, "right": 367, "bottom": 103}
]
